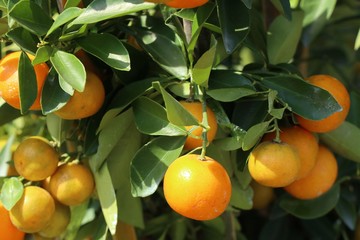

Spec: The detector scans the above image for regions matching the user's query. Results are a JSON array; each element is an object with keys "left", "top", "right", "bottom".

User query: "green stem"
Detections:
[
  {"left": 200, "top": 88, "right": 209, "bottom": 160},
  {"left": 273, "top": 118, "right": 281, "bottom": 143}
]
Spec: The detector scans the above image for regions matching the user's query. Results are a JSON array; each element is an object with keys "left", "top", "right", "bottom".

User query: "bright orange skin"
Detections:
[
  {"left": 163, "top": 154, "right": 232, "bottom": 221},
  {"left": 54, "top": 71, "right": 105, "bottom": 120},
  {"left": 10, "top": 186, "right": 55, "bottom": 233},
  {"left": 0, "top": 201, "right": 25, "bottom": 240},
  {"left": 262, "top": 126, "right": 318, "bottom": 179},
  {"left": 248, "top": 141, "right": 300, "bottom": 188},
  {"left": 13, "top": 137, "right": 59, "bottom": 181},
  {"left": 296, "top": 74, "right": 350, "bottom": 133},
  {"left": 49, "top": 163, "right": 95, "bottom": 206},
  {"left": 251, "top": 181, "right": 275, "bottom": 210},
  {"left": 180, "top": 101, "right": 218, "bottom": 150},
  {"left": 0, "top": 51, "right": 49, "bottom": 110},
  {"left": 284, "top": 145, "right": 338, "bottom": 200}
]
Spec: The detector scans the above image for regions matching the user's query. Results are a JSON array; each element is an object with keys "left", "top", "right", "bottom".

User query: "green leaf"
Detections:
[
  {"left": 319, "top": 121, "right": 360, "bottom": 163},
  {"left": 0, "top": 177, "right": 23, "bottom": 210},
  {"left": 230, "top": 180, "right": 253, "bottom": 210},
  {"left": 76, "top": 33, "right": 130, "bottom": 71},
  {"left": 271, "top": 0, "right": 292, "bottom": 20},
  {"left": 50, "top": 50, "right": 86, "bottom": 92},
  {"left": 355, "top": 28, "right": 360, "bottom": 50},
  {"left": 18, "top": 51, "right": 37, "bottom": 113},
  {"left": 279, "top": 183, "right": 340, "bottom": 219},
  {"left": 335, "top": 194, "right": 357, "bottom": 230},
  {"left": 267, "top": 11, "right": 304, "bottom": 64},
  {"left": 136, "top": 30, "right": 188, "bottom": 79},
  {"left": 242, "top": 120, "right": 271, "bottom": 151},
  {"left": 65, "top": 200, "right": 91, "bottom": 240},
  {"left": 46, "top": 7, "right": 83, "bottom": 37},
  {"left": 301, "top": 0, "right": 336, "bottom": 27},
  {"left": 132, "top": 97, "right": 187, "bottom": 136},
  {"left": 207, "top": 88, "right": 256, "bottom": 102},
  {"left": 154, "top": 83, "right": 198, "bottom": 126},
  {"left": 33, "top": 46, "right": 53, "bottom": 65},
  {"left": 208, "top": 70, "right": 254, "bottom": 89},
  {"left": 72, "top": 0, "right": 155, "bottom": 24},
  {"left": 89, "top": 162, "right": 118, "bottom": 235},
  {"left": 192, "top": 43, "right": 217, "bottom": 87},
  {"left": 130, "top": 136, "right": 186, "bottom": 197},
  {"left": 41, "top": 68, "right": 71, "bottom": 114},
  {"left": 217, "top": 0, "right": 250, "bottom": 53},
  {"left": 260, "top": 75, "right": 342, "bottom": 120},
  {"left": 0, "top": 103, "right": 22, "bottom": 126},
  {"left": 63, "top": 0, "right": 82, "bottom": 8},
  {"left": 9, "top": 0, "right": 53, "bottom": 36},
  {"left": 213, "top": 136, "right": 244, "bottom": 151},
  {"left": 6, "top": 27, "right": 39, "bottom": 55}
]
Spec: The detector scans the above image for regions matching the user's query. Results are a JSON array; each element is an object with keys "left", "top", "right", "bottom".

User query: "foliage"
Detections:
[{"left": 0, "top": 0, "right": 359, "bottom": 239}]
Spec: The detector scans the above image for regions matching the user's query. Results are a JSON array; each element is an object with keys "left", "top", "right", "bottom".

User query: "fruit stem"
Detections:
[
  {"left": 200, "top": 88, "right": 209, "bottom": 160},
  {"left": 273, "top": 118, "right": 281, "bottom": 143}
]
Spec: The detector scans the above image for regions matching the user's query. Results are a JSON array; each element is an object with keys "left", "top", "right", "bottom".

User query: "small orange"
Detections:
[
  {"left": 180, "top": 101, "right": 218, "bottom": 150},
  {"left": 163, "top": 154, "right": 231, "bottom": 221},
  {"left": 284, "top": 145, "right": 338, "bottom": 200},
  {"left": 0, "top": 51, "right": 49, "bottom": 110},
  {"left": 248, "top": 141, "right": 300, "bottom": 188},
  {"left": 251, "top": 181, "right": 275, "bottom": 210},
  {"left": 0, "top": 201, "right": 25, "bottom": 240},
  {"left": 49, "top": 163, "right": 95, "bottom": 206},
  {"left": 295, "top": 74, "right": 350, "bottom": 133},
  {"left": 262, "top": 126, "right": 318, "bottom": 179},
  {"left": 10, "top": 186, "right": 55, "bottom": 233},
  {"left": 54, "top": 71, "right": 105, "bottom": 120},
  {"left": 13, "top": 137, "right": 59, "bottom": 181}
]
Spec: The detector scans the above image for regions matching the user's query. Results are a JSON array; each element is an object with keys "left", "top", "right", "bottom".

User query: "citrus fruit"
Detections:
[
  {"left": 10, "top": 186, "right": 55, "bottom": 233},
  {"left": 54, "top": 71, "right": 105, "bottom": 120},
  {"left": 13, "top": 137, "right": 59, "bottom": 181},
  {"left": 251, "top": 181, "right": 275, "bottom": 210},
  {"left": 0, "top": 51, "right": 49, "bottom": 110},
  {"left": 38, "top": 201, "right": 71, "bottom": 238},
  {"left": 248, "top": 141, "right": 300, "bottom": 188},
  {"left": 49, "top": 163, "right": 95, "bottom": 206},
  {"left": 295, "top": 74, "right": 350, "bottom": 133},
  {"left": 180, "top": 101, "right": 218, "bottom": 150},
  {"left": 32, "top": 233, "right": 55, "bottom": 240},
  {"left": 284, "top": 145, "right": 338, "bottom": 200},
  {"left": 0, "top": 201, "right": 25, "bottom": 240},
  {"left": 163, "top": 154, "right": 231, "bottom": 221},
  {"left": 262, "top": 126, "right": 318, "bottom": 179}
]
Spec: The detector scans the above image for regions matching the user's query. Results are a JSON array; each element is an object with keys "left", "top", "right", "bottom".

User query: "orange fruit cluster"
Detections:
[
  {"left": 2, "top": 136, "right": 95, "bottom": 238},
  {"left": 247, "top": 74, "right": 348, "bottom": 206},
  {"left": 163, "top": 154, "right": 231, "bottom": 220}
]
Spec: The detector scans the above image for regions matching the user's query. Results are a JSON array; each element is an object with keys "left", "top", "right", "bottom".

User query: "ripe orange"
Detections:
[
  {"left": 146, "top": 0, "right": 208, "bottom": 8},
  {"left": 251, "top": 181, "right": 275, "bottom": 210},
  {"left": 0, "top": 201, "right": 25, "bottom": 240},
  {"left": 163, "top": 154, "right": 231, "bottom": 221},
  {"left": 38, "top": 201, "right": 71, "bottom": 238},
  {"left": 49, "top": 163, "right": 95, "bottom": 206},
  {"left": 180, "top": 101, "right": 218, "bottom": 150},
  {"left": 54, "top": 71, "right": 105, "bottom": 120},
  {"left": 295, "top": 74, "right": 350, "bottom": 133},
  {"left": 284, "top": 145, "right": 338, "bottom": 200},
  {"left": 248, "top": 141, "right": 300, "bottom": 188},
  {"left": 13, "top": 137, "right": 59, "bottom": 181},
  {"left": 10, "top": 186, "right": 55, "bottom": 233},
  {"left": 262, "top": 126, "right": 318, "bottom": 179},
  {"left": 0, "top": 51, "right": 49, "bottom": 110}
]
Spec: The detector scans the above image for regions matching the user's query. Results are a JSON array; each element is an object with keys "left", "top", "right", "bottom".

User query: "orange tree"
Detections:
[{"left": 0, "top": 0, "right": 359, "bottom": 239}]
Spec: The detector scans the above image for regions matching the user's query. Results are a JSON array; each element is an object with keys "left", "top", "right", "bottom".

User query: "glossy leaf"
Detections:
[
  {"left": 89, "top": 162, "right": 118, "bottom": 235},
  {"left": 46, "top": 7, "right": 83, "bottom": 37},
  {"left": 279, "top": 183, "right": 340, "bottom": 219},
  {"left": 130, "top": 136, "right": 186, "bottom": 197},
  {"left": 217, "top": 0, "right": 250, "bottom": 53},
  {"left": 192, "top": 43, "right": 217, "bottom": 87},
  {"left": 132, "top": 97, "right": 187, "bottom": 136},
  {"left": 6, "top": 27, "right": 38, "bottom": 54},
  {"left": 271, "top": 0, "right": 292, "bottom": 20},
  {"left": 335, "top": 194, "right": 357, "bottom": 230},
  {"left": 242, "top": 120, "right": 271, "bottom": 151},
  {"left": 230, "top": 180, "right": 253, "bottom": 210},
  {"left": 319, "top": 121, "right": 360, "bottom": 163},
  {"left": 18, "top": 51, "right": 37, "bottom": 113},
  {"left": 33, "top": 46, "right": 53, "bottom": 65},
  {"left": 9, "top": 0, "right": 53, "bottom": 36},
  {"left": 76, "top": 33, "right": 130, "bottom": 71},
  {"left": 50, "top": 50, "right": 86, "bottom": 92},
  {"left": 41, "top": 68, "right": 71, "bottom": 114},
  {"left": 72, "top": 0, "right": 155, "bottom": 24},
  {"left": 0, "top": 177, "right": 23, "bottom": 210},
  {"left": 136, "top": 30, "right": 188, "bottom": 79},
  {"left": 208, "top": 70, "right": 254, "bottom": 89},
  {"left": 355, "top": 28, "right": 360, "bottom": 50},
  {"left": 153, "top": 82, "right": 198, "bottom": 126},
  {"left": 301, "top": 0, "right": 336, "bottom": 27},
  {"left": 260, "top": 75, "right": 341, "bottom": 120},
  {"left": 63, "top": 0, "right": 82, "bottom": 8},
  {"left": 207, "top": 88, "right": 256, "bottom": 102},
  {"left": 267, "top": 11, "right": 304, "bottom": 64},
  {"left": 0, "top": 103, "right": 22, "bottom": 126}
]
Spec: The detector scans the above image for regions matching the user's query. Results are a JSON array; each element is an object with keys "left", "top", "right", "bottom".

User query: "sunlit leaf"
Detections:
[
  {"left": 46, "top": 7, "right": 83, "bottom": 37},
  {"left": 242, "top": 120, "right": 271, "bottom": 151},
  {"left": 18, "top": 51, "right": 37, "bottom": 113},
  {"left": 0, "top": 177, "right": 23, "bottom": 210}
]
